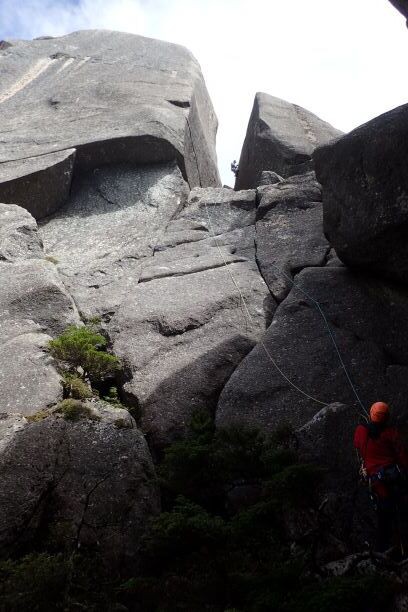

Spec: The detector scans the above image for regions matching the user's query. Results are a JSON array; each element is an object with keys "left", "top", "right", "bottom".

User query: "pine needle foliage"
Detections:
[{"left": 48, "top": 325, "right": 120, "bottom": 381}]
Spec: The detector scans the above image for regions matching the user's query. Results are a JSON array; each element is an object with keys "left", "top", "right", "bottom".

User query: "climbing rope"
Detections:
[{"left": 203, "top": 201, "right": 369, "bottom": 421}]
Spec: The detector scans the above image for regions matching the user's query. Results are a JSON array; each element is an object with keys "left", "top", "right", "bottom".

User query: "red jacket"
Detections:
[{"left": 354, "top": 424, "right": 408, "bottom": 476}]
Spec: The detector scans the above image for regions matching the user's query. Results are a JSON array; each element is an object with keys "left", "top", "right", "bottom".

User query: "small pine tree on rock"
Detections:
[{"left": 48, "top": 325, "right": 120, "bottom": 382}]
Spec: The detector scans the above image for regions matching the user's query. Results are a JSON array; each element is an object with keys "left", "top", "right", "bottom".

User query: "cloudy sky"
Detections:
[{"left": 1, "top": 0, "right": 407, "bottom": 184}]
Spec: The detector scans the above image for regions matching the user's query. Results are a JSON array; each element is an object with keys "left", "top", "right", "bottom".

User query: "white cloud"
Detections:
[{"left": 1, "top": 0, "right": 407, "bottom": 184}]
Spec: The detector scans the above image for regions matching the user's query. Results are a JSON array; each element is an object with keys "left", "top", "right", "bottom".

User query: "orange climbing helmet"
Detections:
[{"left": 369, "top": 401, "right": 390, "bottom": 423}]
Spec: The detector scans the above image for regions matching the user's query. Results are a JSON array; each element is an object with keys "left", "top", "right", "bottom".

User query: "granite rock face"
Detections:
[
  {"left": 0, "top": 203, "right": 43, "bottom": 261},
  {"left": 3, "top": 25, "right": 408, "bottom": 574},
  {"left": 314, "top": 103, "right": 408, "bottom": 284},
  {"left": 39, "top": 157, "right": 272, "bottom": 447},
  {"left": 0, "top": 403, "right": 159, "bottom": 567},
  {"left": 0, "top": 204, "right": 79, "bottom": 418},
  {"left": 40, "top": 162, "right": 189, "bottom": 320},
  {"left": 235, "top": 93, "right": 341, "bottom": 189},
  {"left": 217, "top": 266, "right": 408, "bottom": 431},
  {"left": 109, "top": 186, "right": 272, "bottom": 447},
  {"left": 256, "top": 171, "right": 330, "bottom": 302},
  {"left": 0, "top": 29, "right": 220, "bottom": 220}
]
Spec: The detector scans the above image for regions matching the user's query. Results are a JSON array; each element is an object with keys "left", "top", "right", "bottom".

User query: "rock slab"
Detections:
[
  {"left": 40, "top": 162, "right": 189, "bottom": 320},
  {"left": 0, "top": 29, "right": 221, "bottom": 204},
  {"left": 109, "top": 187, "right": 272, "bottom": 447},
  {"left": 256, "top": 171, "right": 329, "bottom": 302},
  {"left": 235, "top": 92, "right": 341, "bottom": 189},
  {"left": 217, "top": 266, "right": 408, "bottom": 432}
]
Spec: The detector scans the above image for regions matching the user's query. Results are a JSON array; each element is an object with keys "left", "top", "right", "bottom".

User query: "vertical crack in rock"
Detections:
[{"left": 186, "top": 116, "right": 203, "bottom": 187}]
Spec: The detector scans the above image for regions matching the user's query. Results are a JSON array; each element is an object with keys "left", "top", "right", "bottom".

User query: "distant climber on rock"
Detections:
[
  {"left": 231, "top": 160, "right": 239, "bottom": 177},
  {"left": 354, "top": 402, "right": 408, "bottom": 555}
]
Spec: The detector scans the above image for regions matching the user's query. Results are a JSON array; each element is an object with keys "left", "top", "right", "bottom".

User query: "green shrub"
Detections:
[
  {"left": 0, "top": 553, "right": 70, "bottom": 611},
  {"left": 48, "top": 325, "right": 120, "bottom": 381},
  {"left": 159, "top": 410, "right": 299, "bottom": 508},
  {"left": 62, "top": 373, "right": 93, "bottom": 400},
  {"left": 268, "top": 463, "right": 326, "bottom": 507},
  {"left": 0, "top": 552, "right": 122, "bottom": 612},
  {"left": 159, "top": 431, "right": 215, "bottom": 502},
  {"left": 54, "top": 399, "right": 95, "bottom": 422},
  {"left": 213, "top": 425, "right": 275, "bottom": 482},
  {"left": 143, "top": 496, "right": 228, "bottom": 565},
  {"left": 127, "top": 416, "right": 347, "bottom": 611}
]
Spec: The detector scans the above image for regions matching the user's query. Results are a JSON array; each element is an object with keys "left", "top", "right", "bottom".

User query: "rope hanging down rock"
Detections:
[{"left": 203, "top": 200, "right": 369, "bottom": 421}]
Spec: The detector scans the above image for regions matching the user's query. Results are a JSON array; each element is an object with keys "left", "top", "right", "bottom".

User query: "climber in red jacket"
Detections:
[{"left": 354, "top": 402, "right": 408, "bottom": 554}]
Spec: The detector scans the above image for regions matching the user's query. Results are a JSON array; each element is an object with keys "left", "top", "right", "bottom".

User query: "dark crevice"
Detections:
[
  {"left": 139, "top": 257, "right": 247, "bottom": 284},
  {"left": 186, "top": 117, "right": 202, "bottom": 187},
  {"left": 322, "top": 245, "right": 333, "bottom": 267},
  {"left": 167, "top": 100, "right": 190, "bottom": 109}
]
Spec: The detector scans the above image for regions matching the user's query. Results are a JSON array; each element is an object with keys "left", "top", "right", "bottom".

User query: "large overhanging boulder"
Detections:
[
  {"left": 0, "top": 30, "right": 220, "bottom": 218},
  {"left": 314, "top": 103, "right": 408, "bottom": 284},
  {"left": 39, "top": 162, "right": 189, "bottom": 320},
  {"left": 235, "top": 93, "right": 341, "bottom": 189}
]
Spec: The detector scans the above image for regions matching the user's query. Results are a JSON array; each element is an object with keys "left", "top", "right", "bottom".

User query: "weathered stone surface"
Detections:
[
  {"left": 186, "top": 186, "right": 257, "bottom": 234},
  {"left": 108, "top": 186, "right": 272, "bottom": 447},
  {"left": 139, "top": 250, "right": 248, "bottom": 283},
  {"left": 217, "top": 266, "right": 408, "bottom": 432},
  {"left": 0, "top": 402, "right": 159, "bottom": 568},
  {"left": 0, "top": 259, "right": 79, "bottom": 335},
  {"left": 256, "top": 172, "right": 329, "bottom": 301},
  {"left": 0, "top": 30, "right": 220, "bottom": 189},
  {"left": 111, "top": 262, "right": 271, "bottom": 448},
  {"left": 153, "top": 186, "right": 257, "bottom": 257},
  {"left": 0, "top": 150, "right": 75, "bottom": 219},
  {"left": 40, "top": 162, "right": 189, "bottom": 320},
  {"left": 325, "top": 248, "right": 344, "bottom": 268},
  {"left": 0, "top": 204, "right": 80, "bottom": 417},
  {"left": 0, "top": 320, "right": 62, "bottom": 416},
  {"left": 314, "top": 103, "right": 408, "bottom": 284},
  {"left": 0, "top": 413, "right": 27, "bottom": 454},
  {"left": 235, "top": 93, "right": 341, "bottom": 189},
  {"left": 259, "top": 170, "right": 283, "bottom": 186},
  {"left": 0, "top": 203, "right": 43, "bottom": 261}
]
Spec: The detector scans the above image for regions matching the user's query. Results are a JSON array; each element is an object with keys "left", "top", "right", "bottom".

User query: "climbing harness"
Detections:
[{"left": 203, "top": 200, "right": 369, "bottom": 421}]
